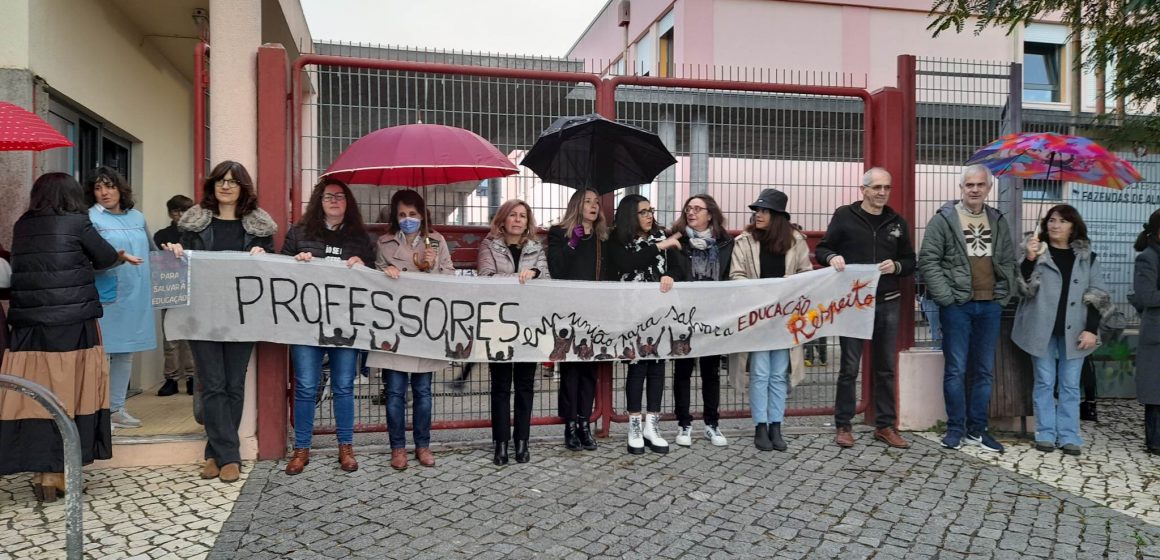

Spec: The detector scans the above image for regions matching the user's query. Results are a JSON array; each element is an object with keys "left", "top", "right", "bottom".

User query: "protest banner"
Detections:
[{"left": 150, "top": 250, "right": 190, "bottom": 309}]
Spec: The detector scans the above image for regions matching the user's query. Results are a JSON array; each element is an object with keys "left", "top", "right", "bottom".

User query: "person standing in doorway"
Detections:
[{"left": 154, "top": 194, "right": 196, "bottom": 397}]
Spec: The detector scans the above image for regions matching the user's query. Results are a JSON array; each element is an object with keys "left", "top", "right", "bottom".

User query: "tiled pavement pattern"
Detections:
[
  {"left": 918, "top": 399, "right": 1160, "bottom": 527},
  {"left": 210, "top": 431, "right": 1160, "bottom": 559},
  {"left": 0, "top": 463, "right": 250, "bottom": 559}
]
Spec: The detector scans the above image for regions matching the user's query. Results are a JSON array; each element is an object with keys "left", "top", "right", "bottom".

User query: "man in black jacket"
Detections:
[{"left": 815, "top": 167, "right": 915, "bottom": 449}]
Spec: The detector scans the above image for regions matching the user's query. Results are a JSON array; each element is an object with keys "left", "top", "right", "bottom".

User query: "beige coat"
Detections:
[
  {"left": 368, "top": 230, "right": 455, "bottom": 373},
  {"left": 726, "top": 230, "right": 813, "bottom": 389}
]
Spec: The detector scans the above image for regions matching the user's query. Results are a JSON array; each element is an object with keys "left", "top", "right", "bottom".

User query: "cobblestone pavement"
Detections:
[
  {"left": 918, "top": 399, "right": 1160, "bottom": 527},
  {"left": 0, "top": 462, "right": 251, "bottom": 559},
  {"left": 210, "top": 429, "right": 1160, "bottom": 559}
]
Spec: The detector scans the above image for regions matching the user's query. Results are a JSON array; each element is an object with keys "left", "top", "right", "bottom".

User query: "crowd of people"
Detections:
[{"left": 0, "top": 161, "right": 1157, "bottom": 502}]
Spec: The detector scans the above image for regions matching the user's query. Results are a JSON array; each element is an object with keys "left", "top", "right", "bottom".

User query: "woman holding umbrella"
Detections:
[
  {"left": 372, "top": 189, "right": 454, "bottom": 471},
  {"left": 729, "top": 189, "right": 811, "bottom": 452},
  {"left": 546, "top": 187, "right": 608, "bottom": 451}
]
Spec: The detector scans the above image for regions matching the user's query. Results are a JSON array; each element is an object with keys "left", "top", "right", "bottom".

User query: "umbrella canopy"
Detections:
[
  {"left": 520, "top": 113, "right": 677, "bottom": 194},
  {"left": 320, "top": 123, "right": 518, "bottom": 187},
  {"left": 0, "top": 101, "right": 72, "bottom": 152},
  {"left": 965, "top": 132, "right": 1143, "bottom": 190}
]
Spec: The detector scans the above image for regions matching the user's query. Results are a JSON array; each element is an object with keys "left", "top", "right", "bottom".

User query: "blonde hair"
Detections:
[
  {"left": 557, "top": 188, "right": 608, "bottom": 241},
  {"left": 488, "top": 199, "right": 539, "bottom": 245}
]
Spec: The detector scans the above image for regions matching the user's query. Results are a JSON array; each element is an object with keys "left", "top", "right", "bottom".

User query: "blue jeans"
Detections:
[
  {"left": 1031, "top": 336, "right": 1084, "bottom": 447},
  {"left": 109, "top": 352, "right": 133, "bottom": 413},
  {"left": 921, "top": 296, "right": 942, "bottom": 349},
  {"left": 749, "top": 349, "right": 790, "bottom": 424},
  {"left": 385, "top": 370, "right": 433, "bottom": 449},
  {"left": 940, "top": 301, "right": 1002, "bottom": 437},
  {"left": 290, "top": 345, "right": 358, "bottom": 448}
]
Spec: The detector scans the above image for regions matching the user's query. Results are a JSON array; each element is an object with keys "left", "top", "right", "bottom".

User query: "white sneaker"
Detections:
[
  {"left": 111, "top": 409, "right": 142, "bottom": 428},
  {"left": 642, "top": 413, "right": 669, "bottom": 454},
  {"left": 675, "top": 425, "right": 693, "bottom": 447},
  {"left": 704, "top": 425, "right": 728, "bottom": 447},
  {"left": 627, "top": 415, "right": 645, "bottom": 455}
]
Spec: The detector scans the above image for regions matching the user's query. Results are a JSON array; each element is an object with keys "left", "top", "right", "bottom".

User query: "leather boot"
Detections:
[
  {"left": 769, "top": 422, "right": 787, "bottom": 452},
  {"left": 338, "top": 444, "right": 358, "bottom": 472},
  {"left": 219, "top": 463, "right": 241, "bottom": 483},
  {"left": 493, "top": 441, "right": 509, "bottom": 466},
  {"left": 38, "top": 473, "right": 63, "bottom": 503},
  {"left": 564, "top": 420, "right": 582, "bottom": 451},
  {"left": 514, "top": 440, "right": 530, "bottom": 463},
  {"left": 577, "top": 416, "right": 597, "bottom": 451},
  {"left": 642, "top": 413, "right": 670, "bottom": 454},
  {"left": 754, "top": 423, "right": 773, "bottom": 451},
  {"left": 415, "top": 447, "right": 435, "bottom": 467},
  {"left": 626, "top": 414, "right": 645, "bottom": 455},
  {"left": 285, "top": 448, "right": 310, "bottom": 475},
  {"left": 390, "top": 448, "right": 408, "bottom": 470},
  {"left": 157, "top": 379, "right": 179, "bottom": 396},
  {"left": 200, "top": 458, "right": 219, "bottom": 479},
  {"left": 1080, "top": 401, "right": 1098, "bottom": 422}
]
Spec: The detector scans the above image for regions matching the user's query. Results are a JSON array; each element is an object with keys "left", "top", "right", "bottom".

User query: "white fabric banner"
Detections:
[{"left": 163, "top": 252, "right": 881, "bottom": 362}]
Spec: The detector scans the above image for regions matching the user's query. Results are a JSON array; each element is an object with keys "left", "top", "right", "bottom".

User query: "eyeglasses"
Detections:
[
  {"left": 216, "top": 178, "right": 242, "bottom": 190},
  {"left": 322, "top": 193, "right": 347, "bottom": 202},
  {"left": 684, "top": 206, "right": 707, "bottom": 214},
  {"left": 637, "top": 208, "right": 656, "bottom": 216}
]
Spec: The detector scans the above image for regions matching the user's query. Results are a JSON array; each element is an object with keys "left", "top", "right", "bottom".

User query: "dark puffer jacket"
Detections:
[
  {"left": 281, "top": 224, "right": 375, "bottom": 265},
  {"left": 178, "top": 205, "right": 277, "bottom": 253},
  {"left": 8, "top": 209, "right": 120, "bottom": 327}
]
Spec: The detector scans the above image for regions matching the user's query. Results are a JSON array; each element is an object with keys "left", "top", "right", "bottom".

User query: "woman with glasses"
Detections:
[
  {"left": 606, "top": 194, "right": 684, "bottom": 455},
  {"left": 546, "top": 187, "right": 608, "bottom": 451},
  {"left": 281, "top": 179, "right": 375, "bottom": 475},
  {"left": 669, "top": 194, "right": 733, "bottom": 447},
  {"left": 729, "top": 189, "right": 811, "bottom": 452},
  {"left": 85, "top": 167, "right": 157, "bottom": 431},
  {"left": 163, "top": 161, "right": 277, "bottom": 483},
  {"left": 477, "top": 199, "right": 548, "bottom": 465}
]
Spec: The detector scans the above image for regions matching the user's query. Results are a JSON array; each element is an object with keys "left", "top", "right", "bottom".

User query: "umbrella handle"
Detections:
[{"left": 1031, "top": 223, "right": 1048, "bottom": 256}]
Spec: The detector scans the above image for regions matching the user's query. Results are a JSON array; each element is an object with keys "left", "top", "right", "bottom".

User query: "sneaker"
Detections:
[
  {"left": 157, "top": 379, "right": 179, "bottom": 396},
  {"left": 1034, "top": 441, "right": 1056, "bottom": 453},
  {"left": 941, "top": 433, "right": 963, "bottom": 450},
  {"left": 110, "top": 409, "right": 142, "bottom": 429},
  {"left": 966, "top": 431, "right": 1004, "bottom": 453},
  {"left": 674, "top": 425, "right": 693, "bottom": 447},
  {"left": 704, "top": 425, "right": 728, "bottom": 446},
  {"left": 1060, "top": 443, "right": 1081, "bottom": 456},
  {"left": 803, "top": 359, "right": 813, "bottom": 367}
]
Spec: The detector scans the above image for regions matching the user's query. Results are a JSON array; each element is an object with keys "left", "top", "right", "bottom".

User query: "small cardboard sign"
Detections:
[{"left": 150, "top": 250, "right": 190, "bottom": 308}]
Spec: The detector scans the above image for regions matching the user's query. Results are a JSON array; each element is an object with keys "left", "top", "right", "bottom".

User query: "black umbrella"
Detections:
[{"left": 520, "top": 113, "right": 677, "bottom": 194}]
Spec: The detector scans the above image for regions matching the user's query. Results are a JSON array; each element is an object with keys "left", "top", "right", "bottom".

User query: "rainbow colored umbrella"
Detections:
[{"left": 965, "top": 132, "right": 1143, "bottom": 190}]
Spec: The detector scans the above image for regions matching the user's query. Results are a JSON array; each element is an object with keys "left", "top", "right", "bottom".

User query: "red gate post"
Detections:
[
  {"left": 255, "top": 44, "right": 292, "bottom": 460},
  {"left": 595, "top": 79, "right": 617, "bottom": 438}
]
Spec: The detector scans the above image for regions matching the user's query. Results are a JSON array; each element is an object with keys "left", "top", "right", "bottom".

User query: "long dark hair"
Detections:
[
  {"left": 671, "top": 193, "right": 728, "bottom": 240},
  {"left": 613, "top": 194, "right": 658, "bottom": 244},
  {"left": 1037, "top": 204, "right": 1088, "bottom": 244},
  {"left": 299, "top": 178, "right": 367, "bottom": 240},
  {"left": 1136, "top": 208, "right": 1160, "bottom": 251},
  {"left": 200, "top": 160, "right": 258, "bottom": 217},
  {"left": 745, "top": 210, "right": 794, "bottom": 254},
  {"left": 385, "top": 189, "right": 432, "bottom": 236},
  {"left": 28, "top": 172, "right": 87, "bottom": 214},
  {"left": 84, "top": 166, "right": 134, "bottom": 211}
]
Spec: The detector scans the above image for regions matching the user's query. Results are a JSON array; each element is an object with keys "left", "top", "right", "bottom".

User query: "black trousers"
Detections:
[
  {"left": 188, "top": 340, "right": 254, "bottom": 467},
  {"left": 673, "top": 355, "right": 721, "bottom": 427},
  {"left": 1147, "top": 404, "right": 1160, "bottom": 451},
  {"left": 626, "top": 359, "right": 665, "bottom": 413},
  {"left": 835, "top": 298, "right": 900, "bottom": 429},
  {"left": 1081, "top": 356, "right": 1097, "bottom": 401},
  {"left": 490, "top": 362, "right": 536, "bottom": 442},
  {"left": 558, "top": 362, "right": 597, "bottom": 420}
]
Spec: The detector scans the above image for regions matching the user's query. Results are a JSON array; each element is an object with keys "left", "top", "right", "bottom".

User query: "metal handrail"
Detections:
[{"left": 0, "top": 374, "right": 84, "bottom": 560}]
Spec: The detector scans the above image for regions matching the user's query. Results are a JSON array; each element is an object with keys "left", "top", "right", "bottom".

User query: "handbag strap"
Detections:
[{"left": 594, "top": 235, "right": 602, "bottom": 280}]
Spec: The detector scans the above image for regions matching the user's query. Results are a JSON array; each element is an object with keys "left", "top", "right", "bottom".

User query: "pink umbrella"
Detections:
[
  {"left": 320, "top": 123, "right": 517, "bottom": 187},
  {"left": 0, "top": 101, "right": 72, "bottom": 151}
]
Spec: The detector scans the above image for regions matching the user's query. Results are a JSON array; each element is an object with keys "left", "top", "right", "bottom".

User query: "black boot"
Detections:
[
  {"left": 493, "top": 441, "right": 509, "bottom": 466},
  {"left": 157, "top": 379, "right": 179, "bottom": 397},
  {"left": 564, "top": 421, "right": 582, "bottom": 451},
  {"left": 1080, "top": 401, "right": 1098, "bottom": 422},
  {"left": 769, "top": 422, "right": 787, "bottom": 452},
  {"left": 577, "top": 416, "right": 597, "bottom": 450},
  {"left": 186, "top": 378, "right": 195, "bottom": 395},
  {"left": 514, "top": 440, "right": 530, "bottom": 463},
  {"left": 754, "top": 423, "right": 773, "bottom": 451}
]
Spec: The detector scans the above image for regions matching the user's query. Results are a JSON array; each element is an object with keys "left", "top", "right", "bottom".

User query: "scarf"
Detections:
[{"left": 686, "top": 227, "right": 720, "bottom": 281}]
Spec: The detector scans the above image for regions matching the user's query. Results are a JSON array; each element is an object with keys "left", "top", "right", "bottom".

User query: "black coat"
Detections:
[
  {"left": 153, "top": 222, "right": 182, "bottom": 248},
  {"left": 7, "top": 209, "right": 120, "bottom": 328},
  {"left": 815, "top": 202, "right": 915, "bottom": 298},
  {"left": 281, "top": 224, "right": 375, "bottom": 265},
  {"left": 546, "top": 226, "right": 605, "bottom": 281},
  {"left": 605, "top": 229, "right": 688, "bottom": 282},
  {"left": 177, "top": 205, "right": 277, "bottom": 253},
  {"left": 673, "top": 235, "right": 734, "bottom": 282}
]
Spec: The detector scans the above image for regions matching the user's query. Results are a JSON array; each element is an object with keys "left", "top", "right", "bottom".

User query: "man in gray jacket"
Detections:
[{"left": 918, "top": 164, "right": 1018, "bottom": 453}]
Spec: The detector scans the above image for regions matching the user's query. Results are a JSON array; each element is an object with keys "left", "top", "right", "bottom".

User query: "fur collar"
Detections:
[
  {"left": 1018, "top": 238, "right": 1094, "bottom": 298},
  {"left": 178, "top": 205, "right": 278, "bottom": 237}
]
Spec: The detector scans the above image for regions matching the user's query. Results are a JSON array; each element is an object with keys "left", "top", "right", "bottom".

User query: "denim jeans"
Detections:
[
  {"left": 921, "top": 295, "right": 942, "bottom": 349},
  {"left": 835, "top": 298, "right": 901, "bottom": 429},
  {"left": 108, "top": 352, "right": 133, "bottom": 413},
  {"left": 385, "top": 370, "right": 433, "bottom": 449},
  {"left": 940, "top": 300, "right": 1002, "bottom": 437},
  {"left": 749, "top": 349, "right": 790, "bottom": 424},
  {"left": 290, "top": 345, "right": 358, "bottom": 448},
  {"left": 1031, "top": 335, "right": 1084, "bottom": 447},
  {"left": 188, "top": 340, "right": 254, "bottom": 467}
]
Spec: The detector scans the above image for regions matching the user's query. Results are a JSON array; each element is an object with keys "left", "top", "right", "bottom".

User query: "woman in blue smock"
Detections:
[{"left": 87, "top": 167, "right": 157, "bottom": 430}]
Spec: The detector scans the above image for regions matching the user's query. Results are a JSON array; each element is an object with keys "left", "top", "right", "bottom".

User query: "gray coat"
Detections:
[
  {"left": 476, "top": 236, "right": 550, "bottom": 278},
  {"left": 1128, "top": 244, "right": 1160, "bottom": 405},
  {"left": 1012, "top": 239, "right": 1107, "bottom": 360}
]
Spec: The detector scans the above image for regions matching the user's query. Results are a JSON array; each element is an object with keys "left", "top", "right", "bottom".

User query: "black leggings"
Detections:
[{"left": 626, "top": 359, "right": 665, "bottom": 413}]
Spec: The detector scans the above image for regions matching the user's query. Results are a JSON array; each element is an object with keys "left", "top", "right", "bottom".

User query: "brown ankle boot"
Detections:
[
  {"left": 38, "top": 473, "right": 63, "bottom": 503},
  {"left": 200, "top": 458, "right": 219, "bottom": 479},
  {"left": 219, "top": 463, "right": 241, "bottom": 483},
  {"left": 390, "top": 448, "right": 408, "bottom": 471},
  {"left": 415, "top": 447, "right": 435, "bottom": 467},
  {"left": 338, "top": 444, "right": 358, "bottom": 472},
  {"left": 285, "top": 448, "right": 310, "bottom": 475}
]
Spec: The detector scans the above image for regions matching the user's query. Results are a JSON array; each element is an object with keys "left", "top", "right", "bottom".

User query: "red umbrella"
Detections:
[
  {"left": 320, "top": 123, "right": 518, "bottom": 187},
  {"left": 0, "top": 101, "right": 72, "bottom": 151}
]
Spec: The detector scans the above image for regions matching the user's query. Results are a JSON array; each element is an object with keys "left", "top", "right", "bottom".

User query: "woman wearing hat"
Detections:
[{"left": 729, "top": 188, "right": 812, "bottom": 452}]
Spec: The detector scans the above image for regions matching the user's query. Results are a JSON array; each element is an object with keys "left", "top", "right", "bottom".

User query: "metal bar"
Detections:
[
  {"left": 0, "top": 374, "right": 84, "bottom": 560},
  {"left": 193, "top": 41, "right": 209, "bottom": 197},
  {"left": 915, "top": 70, "right": 1012, "bottom": 80}
]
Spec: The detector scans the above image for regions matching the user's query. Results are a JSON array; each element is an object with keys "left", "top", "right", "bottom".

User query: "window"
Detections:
[
  {"left": 1024, "top": 179, "right": 1063, "bottom": 200},
  {"left": 658, "top": 10, "right": 675, "bottom": 78},
  {"left": 635, "top": 31, "right": 655, "bottom": 76},
  {"left": 1024, "top": 42, "right": 1062, "bottom": 103},
  {"left": 44, "top": 97, "right": 132, "bottom": 183}
]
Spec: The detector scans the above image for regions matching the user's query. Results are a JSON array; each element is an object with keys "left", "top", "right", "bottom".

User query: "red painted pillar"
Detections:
[
  {"left": 255, "top": 45, "right": 291, "bottom": 460},
  {"left": 594, "top": 79, "right": 615, "bottom": 438}
]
